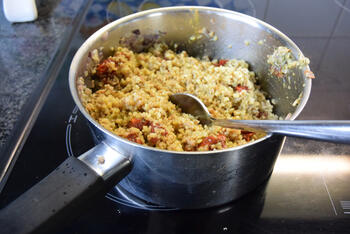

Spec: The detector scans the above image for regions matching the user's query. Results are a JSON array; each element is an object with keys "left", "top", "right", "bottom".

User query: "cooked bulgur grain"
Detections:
[{"left": 78, "top": 43, "right": 277, "bottom": 151}]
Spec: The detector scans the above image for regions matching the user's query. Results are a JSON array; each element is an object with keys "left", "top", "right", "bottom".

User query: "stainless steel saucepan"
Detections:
[{"left": 0, "top": 6, "right": 321, "bottom": 234}]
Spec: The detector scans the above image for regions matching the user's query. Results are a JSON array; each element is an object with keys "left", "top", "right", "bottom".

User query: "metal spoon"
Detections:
[{"left": 170, "top": 93, "right": 350, "bottom": 144}]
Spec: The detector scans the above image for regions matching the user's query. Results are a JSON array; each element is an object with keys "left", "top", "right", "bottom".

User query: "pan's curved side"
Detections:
[{"left": 90, "top": 126, "right": 285, "bottom": 208}]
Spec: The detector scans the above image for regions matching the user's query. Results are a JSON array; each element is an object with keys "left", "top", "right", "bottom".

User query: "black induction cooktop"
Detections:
[{"left": 1, "top": 0, "right": 350, "bottom": 233}]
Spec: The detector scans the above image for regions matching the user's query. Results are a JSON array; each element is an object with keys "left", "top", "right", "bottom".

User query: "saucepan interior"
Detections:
[{"left": 71, "top": 7, "right": 311, "bottom": 126}]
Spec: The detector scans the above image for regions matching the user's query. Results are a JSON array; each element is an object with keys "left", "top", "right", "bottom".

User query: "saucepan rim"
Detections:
[{"left": 69, "top": 6, "right": 312, "bottom": 155}]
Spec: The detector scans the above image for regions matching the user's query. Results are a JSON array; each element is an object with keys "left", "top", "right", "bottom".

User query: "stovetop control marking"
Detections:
[
  {"left": 322, "top": 174, "right": 338, "bottom": 215},
  {"left": 340, "top": 201, "right": 350, "bottom": 215},
  {"left": 65, "top": 106, "right": 79, "bottom": 158}
]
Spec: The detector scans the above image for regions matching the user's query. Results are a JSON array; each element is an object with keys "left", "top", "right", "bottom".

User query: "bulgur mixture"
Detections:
[{"left": 78, "top": 43, "right": 277, "bottom": 151}]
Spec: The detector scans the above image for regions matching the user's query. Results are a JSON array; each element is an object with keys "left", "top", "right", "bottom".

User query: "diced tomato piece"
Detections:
[
  {"left": 241, "top": 131, "right": 254, "bottom": 141},
  {"left": 218, "top": 59, "right": 228, "bottom": 66},
  {"left": 126, "top": 133, "right": 142, "bottom": 144},
  {"left": 151, "top": 123, "right": 168, "bottom": 136},
  {"left": 214, "top": 59, "right": 228, "bottom": 67},
  {"left": 199, "top": 136, "right": 217, "bottom": 147},
  {"left": 149, "top": 137, "right": 159, "bottom": 146},
  {"left": 96, "top": 63, "right": 108, "bottom": 76},
  {"left": 235, "top": 85, "right": 249, "bottom": 92},
  {"left": 96, "top": 58, "right": 114, "bottom": 77},
  {"left": 128, "top": 118, "right": 151, "bottom": 130},
  {"left": 199, "top": 134, "right": 226, "bottom": 148}
]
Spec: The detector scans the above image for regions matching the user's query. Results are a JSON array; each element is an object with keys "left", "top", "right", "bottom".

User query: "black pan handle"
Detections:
[{"left": 0, "top": 142, "right": 132, "bottom": 234}]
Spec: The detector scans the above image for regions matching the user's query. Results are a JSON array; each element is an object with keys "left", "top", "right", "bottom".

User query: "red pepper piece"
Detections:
[
  {"left": 235, "top": 85, "right": 249, "bottom": 92},
  {"left": 241, "top": 131, "right": 254, "bottom": 141},
  {"left": 96, "top": 63, "right": 108, "bottom": 76},
  {"left": 218, "top": 59, "right": 228, "bottom": 66},
  {"left": 96, "top": 58, "right": 115, "bottom": 77},
  {"left": 214, "top": 59, "right": 228, "bottom": 67},
  {"left": 199, "top": 134, "right": 226, "bottom": 148},
  {"left": 149, "top": 137, "right": 159, "bottom": 146},
  {"left": 199, "top": 136, "right": 218, "bottom": 147},
  {"left": 151, "top": 123, "right": 168, "bottom": 136},
  {"left": 128, "top": 118, "right": 151, "bottom": 130},
  {"left": 126, "top": 133, "right": 142, "bottom": 144}
]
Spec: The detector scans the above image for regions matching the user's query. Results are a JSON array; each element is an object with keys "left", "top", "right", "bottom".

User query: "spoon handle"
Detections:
[{"left": 212, "top": 119, "right": 350, "bottom": 144}]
